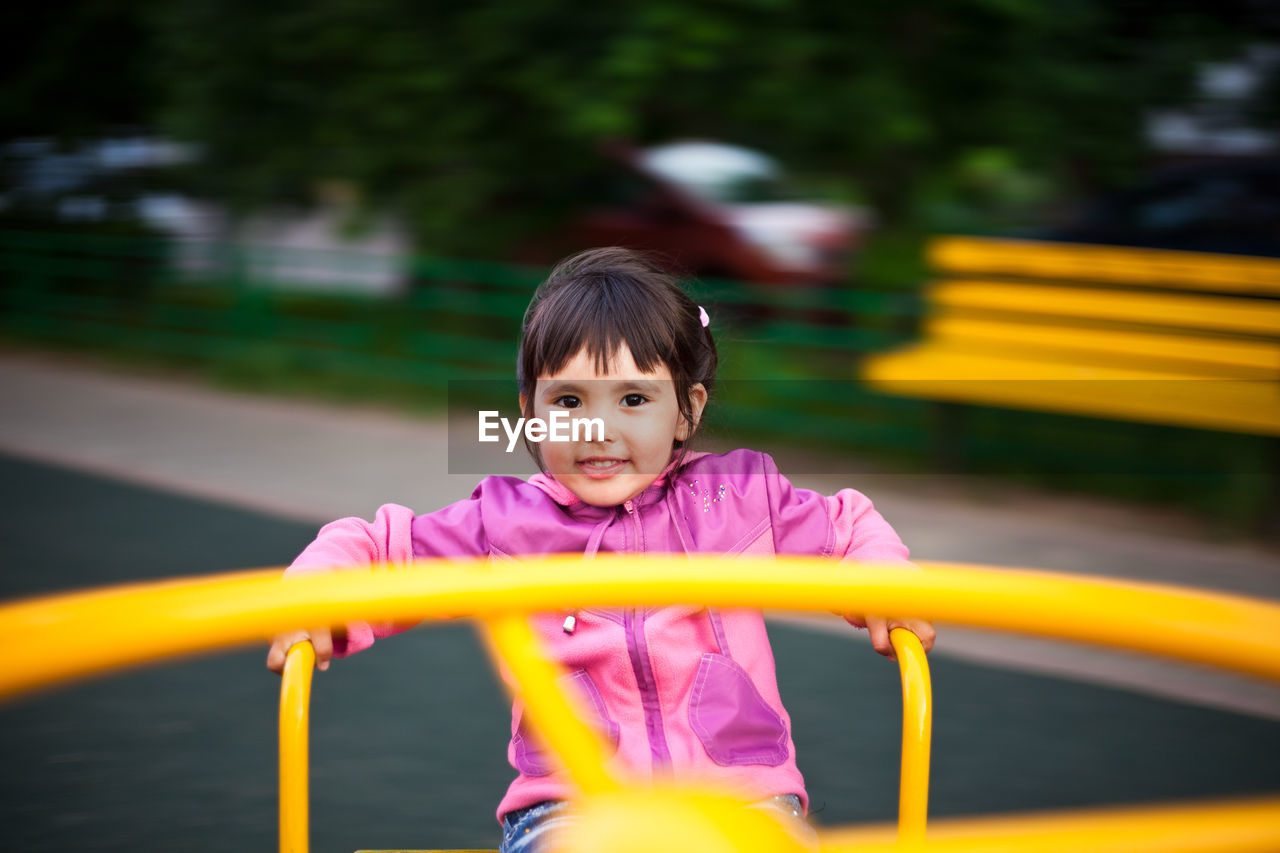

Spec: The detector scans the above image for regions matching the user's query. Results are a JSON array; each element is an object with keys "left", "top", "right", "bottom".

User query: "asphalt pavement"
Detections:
[{"left": 1, "top": 350, "right": 1278, "bottom": 851}]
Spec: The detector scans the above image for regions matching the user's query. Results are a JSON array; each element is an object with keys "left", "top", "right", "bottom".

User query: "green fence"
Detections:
[
  {"left": 0, "top": 229, "right": 930, "bottom": 443},
  {"left": 0, "top": 229, "right": 1270, "bottom": 523}
]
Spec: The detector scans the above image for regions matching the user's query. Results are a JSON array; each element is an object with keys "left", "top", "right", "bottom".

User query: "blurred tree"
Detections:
[{"left": 14, "top": 0, "right": 1272, "bottom": 255}]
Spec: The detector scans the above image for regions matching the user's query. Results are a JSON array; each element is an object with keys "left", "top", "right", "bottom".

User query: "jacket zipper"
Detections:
[{"left": 621, "top": 498, "right": 672, "bottom": 775}]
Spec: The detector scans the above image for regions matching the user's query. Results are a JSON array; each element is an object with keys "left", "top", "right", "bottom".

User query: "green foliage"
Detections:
[
  {"left": 8, "top": 1, "right": 1275, "bottom": 256},
  {"left": 143, "top": 0, "right": 1271, "bottom": 252}
]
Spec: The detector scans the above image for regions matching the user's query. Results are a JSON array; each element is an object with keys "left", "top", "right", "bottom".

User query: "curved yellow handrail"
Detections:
[
  {"left": 890, "top": 628, "right": 932, "bottom": 842},
  {"left": 819, "top": 793, "right": 1280, "bottom": 852},
  {"left": 2, "top": 558, "right": 1278, "bottom": 701},
  {"left": 279, "top": 639, "right": 314, "bottom": 853},
  {"left": 3, "top": 557, "right": 1279, "bottom": 852},
  {"left": 282, "top": 625, "right": 935, "bottom": 853}
]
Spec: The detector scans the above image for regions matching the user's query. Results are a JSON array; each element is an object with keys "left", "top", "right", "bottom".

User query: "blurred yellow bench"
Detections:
[{"left": 861, "top": 236, "right": 1280, "bottom": 436}]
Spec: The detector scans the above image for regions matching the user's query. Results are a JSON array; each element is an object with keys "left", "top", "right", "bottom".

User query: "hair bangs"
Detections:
[{"left": 521, "top": 266, "right": 680, "bottom": 389}]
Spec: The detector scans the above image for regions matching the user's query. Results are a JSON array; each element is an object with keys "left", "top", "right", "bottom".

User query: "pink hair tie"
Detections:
[{"left": 698, "top": 305, "right": 710, "bottom": 328}]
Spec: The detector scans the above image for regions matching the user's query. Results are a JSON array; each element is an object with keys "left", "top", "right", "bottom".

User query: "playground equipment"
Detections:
[{"left": 1, "top": 557, "right": 1278, "bottom": 851}]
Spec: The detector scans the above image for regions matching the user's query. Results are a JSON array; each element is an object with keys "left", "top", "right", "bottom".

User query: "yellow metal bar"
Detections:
[
  {"left": 927, "top": 235, "right": 1280, "bottom": 296},
  {"left": 2, "top": 558, "right": 1276, "bottom": 851},
  {"left": 817, "top": 793, "right": 1280, "bottom": 852},
  {"left": 862, "top": 347, "right": 1280, "bottom": 436},
  {"left": 554, "top": 787, "right": 814, "bottom": 852},
  {"left": 2, "top": 558, "right": 1279, "bottom": 703},
  {"left": 924, "top": 315, "right": 1280, "bottom": 377},
  {"left": 480, "top": 614, "right": 618, "bottom": 794},
  {"left": 932, "top": 280, "right": 1280, "bottom": 336},
  {"left": 866, "top": 343, "right": 1213, "bottom": 381},
  {"left": 280, "top": 640, "right": 314, "bottom": 853},
  {"left": 890, "top": 628, "right": 931, "bottom": 843}
]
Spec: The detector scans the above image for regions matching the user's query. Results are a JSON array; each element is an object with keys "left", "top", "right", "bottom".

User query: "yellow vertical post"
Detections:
[
  {"left": 890, "top": 628, "right": 932, "bottom": 844},
  {"left": 280, "top": 641, "right": 315, "bottom": 853},
  {"left": 481, "top": 614, "right": 619, "bottom": 795}
]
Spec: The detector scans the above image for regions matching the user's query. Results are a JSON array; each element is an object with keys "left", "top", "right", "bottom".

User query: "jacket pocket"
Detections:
[
  {"left": 512, "top": 668, "right": 620, "bottom": 777},
  {"left": 689, "top": 653, "right": 789, "bottom": 767}
]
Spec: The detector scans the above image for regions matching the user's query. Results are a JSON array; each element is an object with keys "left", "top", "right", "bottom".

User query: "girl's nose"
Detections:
[
  {"left": 589, "top": 421, "right": 615, "bottom": 444},
  {"left": 582, "top": 407, "right": 615, "bottom": 444}
]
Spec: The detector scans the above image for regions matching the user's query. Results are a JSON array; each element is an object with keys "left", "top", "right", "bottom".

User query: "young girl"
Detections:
[{"left": 266, "top": 247, "right": 934, "bottom": 851}]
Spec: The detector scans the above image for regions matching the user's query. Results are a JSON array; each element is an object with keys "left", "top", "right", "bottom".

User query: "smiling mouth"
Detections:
[{"left": 576, "top": 457, "right": 629, "bottom": 478}]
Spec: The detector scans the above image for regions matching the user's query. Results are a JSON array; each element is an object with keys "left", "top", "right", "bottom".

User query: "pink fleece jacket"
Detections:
[{"left": 284, "top": 449, "right": 912, "bottom": 822}]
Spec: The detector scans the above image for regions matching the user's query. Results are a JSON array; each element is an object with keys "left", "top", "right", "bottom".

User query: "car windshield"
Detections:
[{"left": 640, "top": 143, "right": 790, "bottom": 204}]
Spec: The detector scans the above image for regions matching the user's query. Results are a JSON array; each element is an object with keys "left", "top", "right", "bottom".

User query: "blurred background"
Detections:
[
  {"left": 3, "top": 0, "right": 1279, "bottom": 522},
  {"left": 1, "top": 1, "right": 1279, "bottom": 851}
]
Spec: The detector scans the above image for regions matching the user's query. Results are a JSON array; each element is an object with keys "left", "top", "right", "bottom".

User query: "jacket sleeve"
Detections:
[
  {"left": 284, "top": 498, "right": 487, "bottom": 656},
  {"left": 824, "top": 487, "right": 913, "bottom": 567},
  {"left": 762, "top": 452, "right": 913, "bottom": 566}
]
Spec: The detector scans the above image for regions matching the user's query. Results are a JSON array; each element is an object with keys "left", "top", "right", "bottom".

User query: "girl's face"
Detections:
[{"left": 528, "top": 343, "right": 705, "bottom": 507}]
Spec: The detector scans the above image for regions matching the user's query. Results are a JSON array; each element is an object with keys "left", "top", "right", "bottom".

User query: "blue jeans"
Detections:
[
  {"left": 499, "top": 800, "right": 574, "bottom": 853},
  {"left": 499, "top": 794, "right": 815, "bottom": 852}
]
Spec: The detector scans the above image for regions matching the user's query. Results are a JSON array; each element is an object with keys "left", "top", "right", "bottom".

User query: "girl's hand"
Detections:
[
  {"left": 266, "top": 627, "right": 333, "bottom": 674},
  {"left": 844, "top": 615, "right": 935, "bottom": 662}
]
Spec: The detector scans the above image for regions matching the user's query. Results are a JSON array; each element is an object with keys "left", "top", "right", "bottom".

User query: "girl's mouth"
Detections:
[{"left": 576, "top": 457, "right": 628, "bottom": 478}]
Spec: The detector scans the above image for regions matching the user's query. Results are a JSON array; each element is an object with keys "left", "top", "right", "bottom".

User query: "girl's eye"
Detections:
[
  {"left": 553, "top": 395, "right": 582, "bottom": 409},
  {"left": 621, "top": 394, "right": 649, "bottom": 408}
]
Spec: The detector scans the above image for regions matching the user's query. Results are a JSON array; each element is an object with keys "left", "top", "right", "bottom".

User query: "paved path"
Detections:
[{"left": 2, "top": 350, "right": 1278, "bottom": 719}]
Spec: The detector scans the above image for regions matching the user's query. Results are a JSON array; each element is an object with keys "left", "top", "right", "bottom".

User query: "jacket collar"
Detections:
[{"left": 528, "top": 451, "right": 709, "bottom": 511}]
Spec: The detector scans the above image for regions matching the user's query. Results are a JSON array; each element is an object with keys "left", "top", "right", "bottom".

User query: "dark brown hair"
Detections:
[{"left": 518, "top": 247, "right": 718, "bottom": 468}]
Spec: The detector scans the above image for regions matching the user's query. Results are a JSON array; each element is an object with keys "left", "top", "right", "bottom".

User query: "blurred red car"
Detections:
[{"left": 539, "top": 140, "right": 870, "bottom": 286}]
